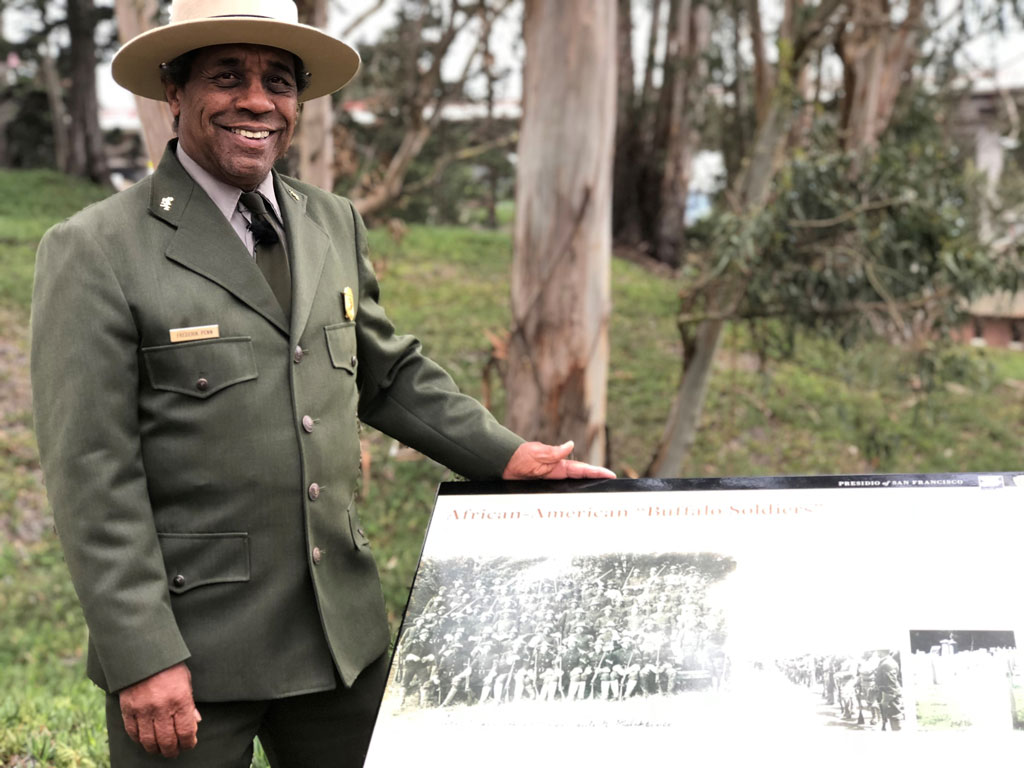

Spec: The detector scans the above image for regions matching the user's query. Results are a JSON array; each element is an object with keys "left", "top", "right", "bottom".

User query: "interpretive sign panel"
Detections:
[{"left": 365, "top": 474, "right": 1024, "bottom": 767}]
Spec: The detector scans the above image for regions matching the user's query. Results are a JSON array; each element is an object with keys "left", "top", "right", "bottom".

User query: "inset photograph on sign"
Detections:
[
  {"left": 908, "top": 629, "right": 1018, "bottom": 731},
  {"left": 383, "top": 551, "right": 737, "bottom": 722},
  {"left": 772, "top": 649, "right": 905, "bottom": 731}
]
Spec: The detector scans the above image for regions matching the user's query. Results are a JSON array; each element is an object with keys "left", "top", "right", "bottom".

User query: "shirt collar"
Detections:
[{"left": 175, "top": 142, "right": 282, "bottom": 223}]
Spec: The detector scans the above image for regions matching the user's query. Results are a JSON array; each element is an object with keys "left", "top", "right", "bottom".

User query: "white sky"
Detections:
[{"left": 6, "top": 1, "right": 1024, "bottom": 127}]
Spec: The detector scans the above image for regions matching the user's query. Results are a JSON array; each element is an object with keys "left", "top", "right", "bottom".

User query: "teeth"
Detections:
[{"left": 231, "top": 128, "right": 270, "bottom": 139}]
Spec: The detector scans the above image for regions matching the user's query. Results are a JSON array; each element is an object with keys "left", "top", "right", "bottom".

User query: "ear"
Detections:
[{"left": 163, "top": 81, "right": 183, "bottom": 119}]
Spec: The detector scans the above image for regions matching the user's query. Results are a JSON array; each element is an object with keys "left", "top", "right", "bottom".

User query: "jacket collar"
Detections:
[
  {"left": 150, "top": 141, "right": 304, "bottom": 337},
  {"left": 273, "top": 175, "right": 330, "bottom": 347}
]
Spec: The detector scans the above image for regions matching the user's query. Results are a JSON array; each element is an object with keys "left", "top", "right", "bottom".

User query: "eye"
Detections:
[
  {"left": 212, "top": 71, "right": 240, "bottom": 85},
  {"left": 266, "top": 75, "right": 296, "bottom": 94}
]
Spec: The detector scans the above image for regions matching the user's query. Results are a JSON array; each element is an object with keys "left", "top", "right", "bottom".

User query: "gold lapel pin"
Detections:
[
  {"left": 288, "top": 189, "right": 300, "bottom": 201},
  {"left": 343, "top": 287, "right": 356, "bottom": 321},
  {"left": 160, "top": 196, "right": 174, "bottom": 211}
]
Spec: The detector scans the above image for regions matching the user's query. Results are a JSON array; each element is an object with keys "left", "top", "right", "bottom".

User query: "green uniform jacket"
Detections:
[{"left": 30, "top": 145, "right": 522, "bottom": 701}]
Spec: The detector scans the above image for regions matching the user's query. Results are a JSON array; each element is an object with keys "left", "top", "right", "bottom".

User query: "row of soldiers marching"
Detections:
[{"left": 782, "top": 651, "right": 903, "bottom": 730}]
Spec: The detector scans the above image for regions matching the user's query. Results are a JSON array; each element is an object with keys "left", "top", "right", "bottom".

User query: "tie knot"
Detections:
[{"left": 239, "top": 191, "right": 268, "bottom": 216}]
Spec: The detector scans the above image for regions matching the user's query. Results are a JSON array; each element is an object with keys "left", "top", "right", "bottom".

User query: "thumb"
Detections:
[{"left": 546, "top": 440, "right": 574, "bottom": 462}]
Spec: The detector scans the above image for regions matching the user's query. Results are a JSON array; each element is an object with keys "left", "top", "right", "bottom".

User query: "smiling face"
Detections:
[{"left": 164, "top": 44, "right": 299, "bottom": 190}]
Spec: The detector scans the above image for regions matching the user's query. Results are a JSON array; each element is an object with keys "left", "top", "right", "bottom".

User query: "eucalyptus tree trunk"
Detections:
[
  {"left": 653, "top": 0, "right": 711, "bottom": 266},
  {"left": 647, "top": 0, "right": 843, "bottom": 477},
  {"left": 114, "top": 0, "right": 174, "bottom": 169},
  {"left": 295, "top": 0, "right": 335, "bottom": 191},
  {"left": 505, "top": 0, "right": 617, "bottom": 466},
  {"left": 39, "top": 41, "right": 69, "bottom": 173},
  {"left": 838, "top": 0, "right": 925, "bottom": 156},
  {"left": 612, "top": 0, "right": 640, "bottom": 241},
  {"left": 647, "top": 98, "right": 791, "bottom": 477},
  {"left": 66, "top": 0, "right": 109, "bottom": 183}
]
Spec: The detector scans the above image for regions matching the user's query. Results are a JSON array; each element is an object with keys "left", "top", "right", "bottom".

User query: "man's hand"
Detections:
[
  {"left": 119, "top": 662, "right": 201, "bottom": 758},
  {"left": 502, "top": 440, "right": 616, "bottom": 481}
]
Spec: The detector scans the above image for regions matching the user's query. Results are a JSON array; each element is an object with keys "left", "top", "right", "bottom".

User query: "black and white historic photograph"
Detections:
[
  {"left": 384, "top": 552, "right": 736, "bottom": 714},
  {"left": 908, "top": 629, "right": 1020, "bottom": 730},
  {"left": 771, "top": 649, "right": 904, "bottom": 731}
]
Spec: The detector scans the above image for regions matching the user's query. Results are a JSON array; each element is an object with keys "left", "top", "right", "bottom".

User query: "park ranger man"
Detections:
[{"left": 30, "top": 0, "right": 613, "bottom": 765}]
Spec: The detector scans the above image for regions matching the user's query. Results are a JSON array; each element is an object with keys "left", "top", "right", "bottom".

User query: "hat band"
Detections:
[{"left": 209, "top": 14, "right": 275, "bottom": 19}]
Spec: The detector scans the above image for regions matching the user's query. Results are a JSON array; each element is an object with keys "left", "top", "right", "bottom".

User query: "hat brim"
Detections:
[{"left": 111, "top": 17, "right": 360, "bottom": 102}]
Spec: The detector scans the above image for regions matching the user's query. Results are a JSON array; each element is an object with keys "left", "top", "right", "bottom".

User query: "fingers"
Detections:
[
  {"left": 562, "top": 460, "right": 617, "bottom": 480},
  {"left": 174, "top": 708, "right": 200, "bottom": 752},
  {"left": 118, "top": 662, "right": 199, "bottom": 758},
  {"left": 153, "top": 712, "right": 180, "bottom": 757},
  {"left": 135, "top": 718, "right": 158, "bottom": 755},
  {"left": 503, "top": 440, "right": 615, "bottom": 480},
  {"left": 129, "top": 709, "right": 190, "bottom": 757},
  {"left": 121, "top": 709, "right": 140, "bottom": 744}
]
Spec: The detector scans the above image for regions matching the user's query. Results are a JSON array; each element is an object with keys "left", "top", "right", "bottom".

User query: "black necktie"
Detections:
[{"left": 239, "top": 191, "right": 291, "bottom": 318}]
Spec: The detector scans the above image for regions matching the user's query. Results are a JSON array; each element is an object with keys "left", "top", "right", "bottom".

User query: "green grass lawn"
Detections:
[{"left": 1, "top": 168, "right": 1022, "bottom": 765}]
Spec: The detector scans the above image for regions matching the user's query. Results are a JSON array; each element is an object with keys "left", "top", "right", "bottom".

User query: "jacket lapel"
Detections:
[
  {"left": 150, "top": 146, "right": 289, "bottom": 335},
  {"left": 276, "top": 176, "right": 330, "bottom": 346}
]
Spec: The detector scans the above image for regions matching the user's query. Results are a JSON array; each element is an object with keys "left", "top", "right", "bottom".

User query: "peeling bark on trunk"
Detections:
[
  {"left": 114, "top": 0, "right": 174, "bottom": 168},
  {"left": 505, "top": 0, "right": 617, "bottom": 466}
]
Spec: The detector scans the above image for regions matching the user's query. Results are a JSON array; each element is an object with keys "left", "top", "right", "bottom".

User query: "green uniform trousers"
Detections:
[{"left": 105, "top": 653, "right": 389, "bottom": 767}]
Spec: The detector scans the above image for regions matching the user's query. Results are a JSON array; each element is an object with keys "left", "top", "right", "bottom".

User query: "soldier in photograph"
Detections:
[
  {"left": 875, "top": 650, "right": 903, "bottom": 731},
  {"left": 398, "top": 629, "right": 437, "bottom": 708}
]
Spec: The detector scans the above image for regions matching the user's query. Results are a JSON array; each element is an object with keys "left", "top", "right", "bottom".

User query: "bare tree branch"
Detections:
[
  {"left": 402, "top": 130, "right": 518, "bottom": 194},
  {"left": 787, "top": 195, "right": 908, "bottom": 228},
  {"left": 340, "top": 0, "right": 389, "bottom": 38}
]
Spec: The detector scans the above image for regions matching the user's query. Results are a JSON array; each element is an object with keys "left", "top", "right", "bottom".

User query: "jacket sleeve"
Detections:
[
  {"left": 31, "top": 218, "right": 190, "bottom": 692},
  {"left": 349, "top": 204, "right": 524, "bottom": 479}
]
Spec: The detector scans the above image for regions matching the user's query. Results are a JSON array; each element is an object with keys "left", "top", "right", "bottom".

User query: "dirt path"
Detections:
[{"left": 0, "top": 306, "right": 49, "bottom": 544}]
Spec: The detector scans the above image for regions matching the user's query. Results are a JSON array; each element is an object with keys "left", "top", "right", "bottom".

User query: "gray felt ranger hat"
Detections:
[{"left": 112, "top": 0, "right": 360, "bottom": 102}]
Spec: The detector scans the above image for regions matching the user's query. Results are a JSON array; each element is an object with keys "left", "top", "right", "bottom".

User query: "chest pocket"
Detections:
[
  {"left": 325, "top": 322, "right": 357, "bottom": 375},
  {"left": 142, "top": 337, "right": 258, "bottom": 398}
]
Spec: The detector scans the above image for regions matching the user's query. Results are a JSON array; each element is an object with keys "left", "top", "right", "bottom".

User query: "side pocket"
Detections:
[{"left": 157, "top": 532, "right": 251, "bottom": 594}]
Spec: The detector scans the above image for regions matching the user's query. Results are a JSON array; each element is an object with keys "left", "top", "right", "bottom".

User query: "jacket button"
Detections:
[
  {"left": 301, "top": 415, "right": 315, "bottom": 433},
  {"left": 308, "top": 482, "right": 320, "bottom": 500},
  {"left": 312, "top": 546, "right": 322, "bottom": 564},
  {"left": 172, "top": 574, "right": 186, "bottom": 588},
  {"left": 195, "top": 377, "right": 209, "bottom": 392},
  {"left": 293, "top": 345, "right": 304, "bottom": 363},
  {"left": 350, "top": 355, "right": 357, "bottom": 367}
]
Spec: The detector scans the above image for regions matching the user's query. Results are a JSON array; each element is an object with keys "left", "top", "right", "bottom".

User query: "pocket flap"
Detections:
[
  {"left": 325, "top": 322, "right": 357, "bottom": 374},
  {"left": 157, "top": 532, "right": 250, "bottom": 594},
  {"left": 142, "top": 337, "right": 257, "bottom": 398}
]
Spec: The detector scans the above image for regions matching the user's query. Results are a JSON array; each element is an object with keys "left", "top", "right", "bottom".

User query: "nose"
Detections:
[{"left": 235, "top": 77, "right": 274, "bottom": 114}]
